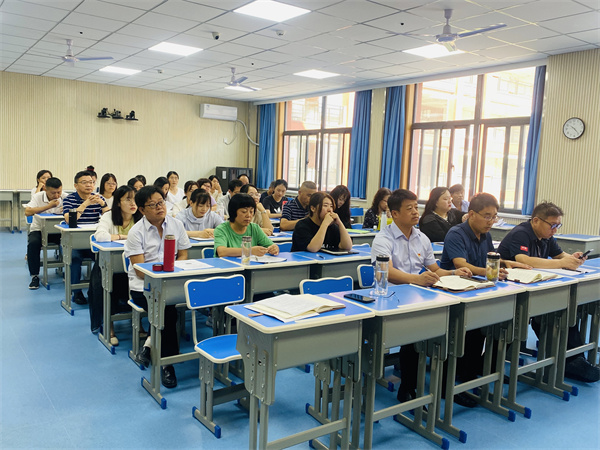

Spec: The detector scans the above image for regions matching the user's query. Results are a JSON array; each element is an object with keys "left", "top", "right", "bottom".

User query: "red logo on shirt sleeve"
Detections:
[{"left": 520, "top": 246, "right": 528, "bottom": 252}]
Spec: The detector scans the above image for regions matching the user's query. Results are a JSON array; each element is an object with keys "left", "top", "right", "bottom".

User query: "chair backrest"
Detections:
[
  {"left": 185, "top": 274, "right": 245, "bottom": 309},
  {"left": 90, "top": 235, "right": 99, "bottom": 254},
  {"left": 277, "top": 241, "right": 292, "bottom": 253},
  {"left": 26, "top": 215, "right": 33, "bottom": 224},
  {"left": 299, "top": 276, "right": 353, "bottom": 295},
  {"left": 357, "top": 264, "right": 375, "bottom": 288},
  {"left": 202, "top": 247, "right": 215, "bottom": 259},
  {"left": 122, "top": 252, "right": 131, "bottom": 272}
]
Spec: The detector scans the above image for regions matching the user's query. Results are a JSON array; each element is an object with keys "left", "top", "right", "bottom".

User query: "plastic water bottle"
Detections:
[
  {"left": 379, "top": 210, "right": 387, "bottom": 230},
  {"left": 241, "top": 236, "right": 252, "bottom": 265},
  {"left": 486, "top": 252, "right": 500, "bottom": 283},
  {"left": 374, "top": 254, "right": 389, "bottom": 296}
]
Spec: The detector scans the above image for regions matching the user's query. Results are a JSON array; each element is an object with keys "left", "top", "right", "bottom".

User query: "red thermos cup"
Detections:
[{"left": 163, "top": 235, "right": 176, "bottom": 272}]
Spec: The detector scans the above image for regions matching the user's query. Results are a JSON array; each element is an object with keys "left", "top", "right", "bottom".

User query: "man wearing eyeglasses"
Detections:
[
  {"left": 125, "top": 185, "right": 191, "bottom": 389},
  {"left": 497, "top": 202, "right": 598, "bottom": 383},
  {"left": 63, "top": 171, "right": 110, "bottom": 305}
]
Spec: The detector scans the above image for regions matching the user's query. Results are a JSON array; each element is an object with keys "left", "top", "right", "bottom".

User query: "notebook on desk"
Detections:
[
  {"left": 432, "top": 275, "right": 495, "bottom": 292},
  {"left": 319, "top": 247, "right": 358, "bottom": 256}
]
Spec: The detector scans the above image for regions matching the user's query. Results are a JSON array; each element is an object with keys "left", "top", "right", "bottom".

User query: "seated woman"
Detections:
[
  {"left": 170, "top": 180, "right": 198, "bottom": 216},
  {"left": 240, "top": 183, "right": 274, "bottom": 236},
  {"left": 363, "top": 187, "right": 391, "bottom": 229},
  {"left": 197, "top": 178, "right": 218, "bottom": 211},
  {"left": 175, "top": 189, "right": 223, "bottom": 238},
  {"left": 214, "top": 193, "right": 279, "bottom": 257},
  {"left": 99, "top": 173, "right": 117, "bottom": 209},
  {"left": 208, "top": 175, "right": 224, "bottom": 202},
  {"left": 291, "top": 192, "right": 352, "bottom": 252},
  {"left": 127, "top": 177, "right": 144, "bottom": 192},
  {"left": 418, "top": 186, "right": 464, "bottom": 243},
  {"left": 32, "top": 169, "right": 52, "bottom": 195},
  {"left": 329, "top": 185, "right": 352, "bottom": 228},
  {"left": 261, "top": 179, "right": 288, "bottom": 218},
  {"left": 92, "top": 185, "right": 143, "bottom": 345}
]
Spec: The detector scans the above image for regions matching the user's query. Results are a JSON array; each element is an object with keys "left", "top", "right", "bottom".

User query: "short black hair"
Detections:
[
  {"left": 135, "top": 175, "right": 146, "bottom": 185},
  {"left": 274, "top": 179, "right": 288, "bottom": 189},
  {"left": 135, "top": 185, "right": 163, "bottom": 209},
  {"left": 228, "top": 193, "right": 256, "bottom": 222},
  {"left": 74, "top": 170, "right": 93, "bottom": 183},
  {"left": 209, "top": 174, "right": 218, "bottom": 182},
  {"left": 190, "top": 188, "right": 211, "bottom": 206},
  {"left": 228, "top": 179, "right": 244, "bottom": 192},
  {"left": 387, "top": 189, "right": 417, "bottom": 211},
  {"left": 240, "top": 183, "right": 257, "bottom": 194},
  {"left": 197, "top": 178, "right": 211, "bottom": 187},
  {"left": 449, "top": 184, "right": 465, "bottom": 195},
  {"left": 111, "top": 185, "right": 142, "bottom": 226},
  {"left": 469, "top": 193, "right": 499, "bottom": 213},
  {"left": 127, "top": 177, "right": 141, "bottom": 189},
  {"left": 532, "top": 202, "right": 564, "bottom": 220},
  {"left": 238, "top": 173, "right": 250, "bottom": 181},
  {"left": 183, "top": 180, "right": 199, "bottom": 195},
  {"left": 45, "top": 177, "right": 62, "bottom": 190},
  {"left": 153, "top": 177, "right": 169, "bottom": 197}
]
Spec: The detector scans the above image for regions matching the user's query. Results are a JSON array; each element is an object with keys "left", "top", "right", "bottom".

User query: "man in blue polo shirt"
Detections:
[
  {"left": 280, "top": 180, "right": 317, "bottom": 231},
  {"left": 498, "top": 202, "right": 598, "bottom": 383},
  {"left": 63, "top": 170, "right": 110, "bottom": 304}
]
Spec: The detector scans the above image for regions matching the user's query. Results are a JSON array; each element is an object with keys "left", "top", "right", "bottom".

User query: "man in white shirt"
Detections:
[
  {"left": 371, "top": 189, "right": 473, "bottom": 407},
  {"left": 25, "top": 177, "right": 66, "bottom": 289},
  {"left": 124, "top": 185, "right": 191, "bottom": 389}
]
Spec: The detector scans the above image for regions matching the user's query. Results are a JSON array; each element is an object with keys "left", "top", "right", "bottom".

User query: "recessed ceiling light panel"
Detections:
[
  {"left": 294, "top": 69, "right": 339, "bottom": 79},
  {"left": 403, "top": 44, "right": 463, "bottom": 59},
  {"left": 149, "top": 42, "right": 202, "bottom": 56},
  {"left": 234, "top": 0, "right": 310, "bottom": 22},
  {"left": 99, "top": 66, "right": 141, "bottom": 75},
  {"left": 225, "top": 85, "right": 261, "bottom": 92}
]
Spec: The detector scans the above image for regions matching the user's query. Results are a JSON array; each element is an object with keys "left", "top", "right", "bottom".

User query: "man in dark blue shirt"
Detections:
[{"left": 498, "top": 202, "right": 598, "bottom": 383}]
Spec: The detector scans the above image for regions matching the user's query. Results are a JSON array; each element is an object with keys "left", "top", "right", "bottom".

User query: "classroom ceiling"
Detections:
[{"left": 1, "top": 0, "right": 599, "bottom": 102}]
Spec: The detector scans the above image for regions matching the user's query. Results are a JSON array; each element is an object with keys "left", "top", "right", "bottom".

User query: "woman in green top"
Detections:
[{"left": 214, "top": 193, "right": 279, "bottom": 257}]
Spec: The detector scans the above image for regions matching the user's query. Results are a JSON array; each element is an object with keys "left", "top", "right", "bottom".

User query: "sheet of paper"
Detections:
[
  {"left": 190, "top": 237, "right": 213, "bottom": 241},
  {"left": 252, "top": 255, "right": 287, "bottom": 263},
  {"left": 78, "top": 223, "right": 98, "bottom": 229},
  {"left": 114, "top": 239, "right": 127, "bottom": 245},
  {"left": 174, "top": 260, "right": 212, "bottom": 270},
  {"left": 540, "top": 268, "right": 593, "bottom": 276}
]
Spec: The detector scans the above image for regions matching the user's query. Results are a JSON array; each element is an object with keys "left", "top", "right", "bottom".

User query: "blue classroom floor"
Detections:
[{"left": 1, "top": 230, "right": 599, "bottom": 450}]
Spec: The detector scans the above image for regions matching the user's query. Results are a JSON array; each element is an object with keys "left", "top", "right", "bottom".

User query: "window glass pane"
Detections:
[
  {"left": 321, "top": 132, "right": 351, "bottom": 191},
  {"left": 283, "top": 135, "right": 301, "bottom": 190},
  {"left": 325, "top": 93, "right": 355, "bottom": 128},
  {"left": 448, "top": 126, "right": 474, "bottom": 195},
  {"left": 482, "top": 68, "right": 535, "bottom": 118},
  {"left": 481, "top": 126, "right": 506, "bottom": 200},
  {"left": 285, "top": 97, "right": 322, "bottom": 130},
  {"left": 417, "top": 76, "right": 477, "bottom": 122},
  {"left": 504, "top": 126, "right": 527, "bottom": 210},
  {"left": 305, "top": 134, "right": 319, "bottom": 184}
]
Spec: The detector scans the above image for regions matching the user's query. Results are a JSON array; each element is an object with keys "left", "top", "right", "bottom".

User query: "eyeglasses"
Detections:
[
  {"left": 121, "top": 197, "right": 136, "bottom": 204},
  {"left": 474, "top": 211, "right": 499, "bottom": 222},
  {"left": 78, "top": 180, "right": 94, "bottom": 185},
  {"left": 537, "top": 217, "right": 562, "bottom": 230},
  {"left": 106, "top": 182, "right": 117, "bottom": 187},
  {"left": 144, "top": 200, "right": 166, "bottom": 209}
]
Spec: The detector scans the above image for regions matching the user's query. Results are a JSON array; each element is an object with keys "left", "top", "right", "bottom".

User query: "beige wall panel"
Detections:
[{"left": 537, "top": 49, "right": 600, "bottom": 234}]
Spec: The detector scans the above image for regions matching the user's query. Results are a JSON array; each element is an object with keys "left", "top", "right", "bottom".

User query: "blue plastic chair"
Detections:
[
  {"left": 185, "top": 275, "right": 246, "bottom": 438},
  {"left": 202, "top": 247, "right": 214, "bottom": 259},
  {"left": 357, "top": 264, "right": 375, "bottom": 288},
  {"left": 277, "top": 241, "right": 292, "bottom": 252},
  {"left": 299, "top": 276, "right": 353, "bottom": 295}
]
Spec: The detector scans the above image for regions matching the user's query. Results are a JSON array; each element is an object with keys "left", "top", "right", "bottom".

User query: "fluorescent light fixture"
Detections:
[
  {"left": 99, "top": 66, "right": 140, "bottom": 75},
  {"left": 403, "top": 44, "right": 464, "bottom": 59},
  {"left": 225, "top": 85, "right": 261, "bottom": 92},
  {"left": 149, "top": 42, "right": 202, "bottom": 56},
  {"left": 234, "top": 0, "right": 310, "bottom": 22},
  {"left": 294, "top": 69, "right": 339, "bottom": 79}
]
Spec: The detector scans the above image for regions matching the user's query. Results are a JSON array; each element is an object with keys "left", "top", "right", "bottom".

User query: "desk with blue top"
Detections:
[
  {"left": 347, "top": 228, "right": 377, "bottom": 246},
  {"left": 36, "top": 213, "right": 64, "bottom": 288},
  {"left": 294, "top": 247, "right": 372, "bottom": 282},
  {"left": 489, "top": 223, "right": 515, "bottom": 241},
  {"left": 579, "top": 260, "right": 600, "bottom": 365},
  {"left": 555, "top": 233, "right": 600, "bottom": 257},
  {"left": 226, "top": 298, "right": 374, "bottom": 450},
  {"left": 133, "top": 258, "right": 244, "bottom": 408}
]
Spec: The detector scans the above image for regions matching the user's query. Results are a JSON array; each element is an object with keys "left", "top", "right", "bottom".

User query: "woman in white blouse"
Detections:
[
  {"left": 166, "top": 171, "right": 184, "bottom": 211},
  {"left": 175, "top": 189, "right": 223, "bottom": 238},
  {"left": 170, "top": 180, "right": 198, "bottom": 217}
]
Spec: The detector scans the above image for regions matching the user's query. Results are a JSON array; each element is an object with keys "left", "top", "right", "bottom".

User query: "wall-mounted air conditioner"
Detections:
[{"left": 199, "top": 103, "right": 237, "bottom": 121}]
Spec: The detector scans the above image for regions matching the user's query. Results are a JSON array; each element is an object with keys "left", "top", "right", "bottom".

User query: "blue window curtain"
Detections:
[
  {"left": 521, "top": 66, "right": 546, "bottom": 215},
  {"left": 380, "top": 85, "right": 406, "bottom": 190},
  {"left": 347, "top": 90, "right": 372, "bottom": 199},
  {"left": 257, "top": 103, "right": 276, "bottom": 189}
]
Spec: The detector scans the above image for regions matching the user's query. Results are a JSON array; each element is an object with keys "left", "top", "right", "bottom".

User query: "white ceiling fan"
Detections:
[
  {"left": 226, "top": 67, "right": 259, "bottom": 92},
  {"left": 59, "top": 39, "right": 113, "bottom": 66},
  {"left": 410, "top": 9, "right": 507, "bottom": 52}
]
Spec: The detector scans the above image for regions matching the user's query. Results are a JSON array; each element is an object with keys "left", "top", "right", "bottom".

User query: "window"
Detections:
[
  {"left": 409, "top": 67, "right": 535, "bottom": 212},
  {"left": 281, "top": 93, "right": 355, "bottom": 191}
]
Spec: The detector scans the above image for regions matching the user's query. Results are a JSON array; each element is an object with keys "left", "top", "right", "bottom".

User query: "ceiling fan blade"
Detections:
[
  {"left": 443, "top": 41, "right": 457, "bottom": 52},
  {"left": 457, "top": 23, "right": 506, "bottom": 38},
  {"left": 77, "top": 56, "right": 114, "bottom": 61},
  {"left": 234, "top": 76, "right": 248, "bottom": 84},
  {"left": 242, "top": 85, "right": 258, "bottom": 92}
]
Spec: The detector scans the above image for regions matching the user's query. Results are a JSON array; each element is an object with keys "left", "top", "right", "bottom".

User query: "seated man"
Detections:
[
  {"left": 25, "top": 177, "right": 66, "bottom": 289},
  {"left": 371, "top": 189, "right": 471, "bottom": 406},
  {"left": 63, "top": 170, "right": 110, "bottom": 304},
  {"left": 280, "top": 180, "right": 317, "bottom": 231},
  {"left": 216, "top": 179, "right": 243, "bottom": 218},
  {"left": 125, "top": 186, "right": 191, "bottom": 389},
  {"left": 497, "top": 202, "right": 599, "bottom": 383}
]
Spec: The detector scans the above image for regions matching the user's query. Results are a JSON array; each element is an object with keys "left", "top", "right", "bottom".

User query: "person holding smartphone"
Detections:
[{"left": 497, "top": 201, "right": 598, "bottom": 383}]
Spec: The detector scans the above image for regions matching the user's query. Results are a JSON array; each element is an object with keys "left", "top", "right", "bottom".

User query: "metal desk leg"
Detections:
[
  {"left": 98, "top": 286, "right": 114, "bottom": 354},
  {"left": 589, "top": 302, "right": 600, "bottom": 365},
  {"left": 61, "top": 254, "right": 74, "bottom": 315}
]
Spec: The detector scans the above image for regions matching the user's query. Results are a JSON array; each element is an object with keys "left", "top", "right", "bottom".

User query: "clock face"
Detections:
[{"left": 563, "top": 117, "right": 585, "bottom": 140}]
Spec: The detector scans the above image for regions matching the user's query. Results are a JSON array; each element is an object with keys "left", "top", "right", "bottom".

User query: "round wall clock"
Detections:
[{"left": 563, "top": 117, "right": 585, "bottom": 140}]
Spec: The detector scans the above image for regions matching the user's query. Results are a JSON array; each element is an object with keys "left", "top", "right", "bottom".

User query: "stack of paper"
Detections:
[
  {"left": 174, "top": 260, "right": 212, "bottom": 270},
  {"left": 251, "top": 255, "right": 287, "bottom": 263},
  {"left": 505, "top": 268, "right": 559, "bottom": 283},
  {"left": 433, "top": 275, "right": 495, "bottom": 292},
  {"left": 245, "top": 294, "right": 345, "bottom": 322}
]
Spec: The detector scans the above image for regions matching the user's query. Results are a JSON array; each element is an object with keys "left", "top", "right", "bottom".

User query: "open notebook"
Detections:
[
  {"left": 433, "top": 275, "right": 495, "bottom": 292},
  {"left": 505, "top": 268, "right": 559, "bottom": 284},
  {"left": 245, "top": 294, "right": 345, "bottom": 322}
]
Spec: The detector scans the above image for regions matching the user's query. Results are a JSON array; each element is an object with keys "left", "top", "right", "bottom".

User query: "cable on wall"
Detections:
[{"left": 224, "top": 119, "right": 259, "bottom": 147}]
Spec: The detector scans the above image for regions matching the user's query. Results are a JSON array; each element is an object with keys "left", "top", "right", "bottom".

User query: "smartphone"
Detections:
[
  {"left": 579, "top": 249, "right": 593, "bottom": 259},
  {"left": 344, "top": 293, "right": 375, "bottom": 303}
]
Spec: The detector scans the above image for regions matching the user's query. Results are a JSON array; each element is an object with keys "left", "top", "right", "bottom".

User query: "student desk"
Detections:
[
  {"left": 555, "top": 234, "right": 600, "bottom": 257},
  {"left": 55, "top": 223, "right": 97, "bottom": 315},
  {"left": 331, "top": 285, "right": 458, "bottom": 450},
  {"left": 134, "top": 259, "right": 244, "bottom": 408},
  {"left": 189, "top": 231, "right": 293, "bottom": 259},
  {"left": 0, "top": 189, "right": 15, "bottom": 232},
  {"left": 579, "top": 260, "right": 600, "bottom": 365},
  {"left": 226, "top": 298, "right": 374, "bottom": 450},
  {"left": 431, "top": 242, "right": 444, "bottom": 256},
  {"left": 502, "top": 276, "right": 577, "bottom": 417},
  {"left": 294, "top": 248, "right": 372, "bottom": 282},
  {"left": 347, "top": 229, "right": 377, "bottom": 246},
  {"left": 223, "top": 252, "right": 315, "bottom": 302},
  {"left": 415, "top": 281, "right": 526, "bottom": 443},
  {"left": 92, "top": 238, "right": 127, "bottom": 354},
  {"left": 16, "top": 189, "right": 31, "bottom": 232},
  {"left": 489, "top": 223, "right": 515, "bottom": 241},
  {"left": 36, "top": 213, "right": 64, "bottom": 289}
]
